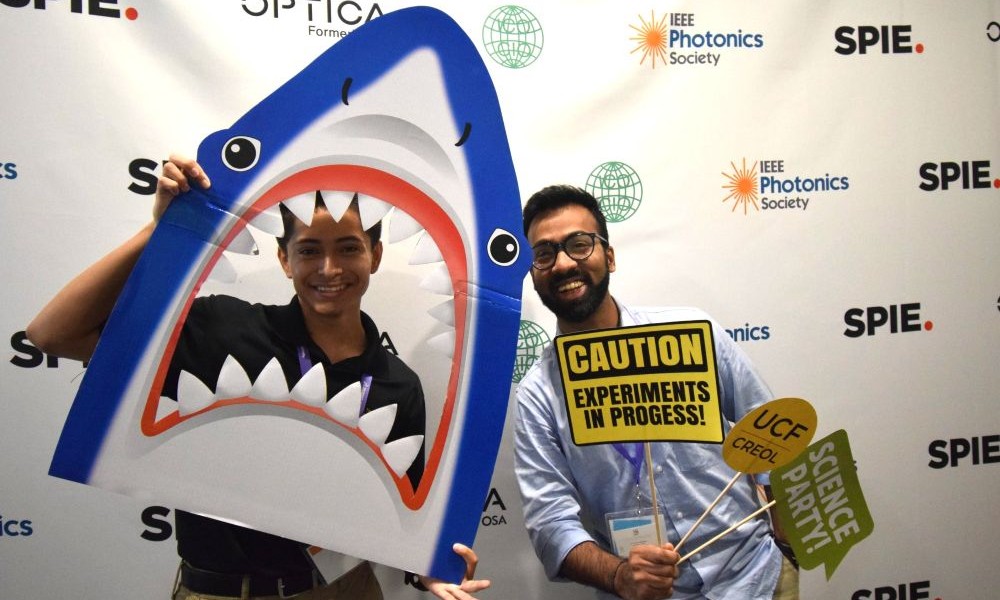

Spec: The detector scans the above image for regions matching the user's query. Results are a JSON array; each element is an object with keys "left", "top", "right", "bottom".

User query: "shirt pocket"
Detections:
[{"left": 662, "top": 442, "right": 719, "bottom": 474}]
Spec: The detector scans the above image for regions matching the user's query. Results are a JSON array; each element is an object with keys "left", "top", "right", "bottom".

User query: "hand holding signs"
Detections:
[{"left": 676, "top": 397, "right": 817, "bottom": 562}]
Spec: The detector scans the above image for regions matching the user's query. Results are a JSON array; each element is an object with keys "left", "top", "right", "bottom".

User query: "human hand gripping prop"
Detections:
[
  {"left": 555, "top": 321, "right": 730, "bottom": 550},
  {"left": 674, "top": 397, "right": 817, "bottom": 563},
  {"left": 670, "top": 403, "right": 876, "bottom": 579},
  {"left": 554, "top": 323, "right": 869, "bottom": 573},
  {"left": 47, "top": 7, "right": 531, "bottom": 583}
]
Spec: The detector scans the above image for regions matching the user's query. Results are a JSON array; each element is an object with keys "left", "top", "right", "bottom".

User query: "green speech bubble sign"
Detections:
[
  {"left": 771, "top": 429, "right": 874, "bottom": 580},
  {"left": 722, "top": 397, "right": 817, "bottom": 474}
]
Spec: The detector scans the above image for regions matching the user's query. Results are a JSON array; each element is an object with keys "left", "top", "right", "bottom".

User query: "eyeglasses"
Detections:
[{"left": 531, "top": 232, "right": 608, "bottom": 270}]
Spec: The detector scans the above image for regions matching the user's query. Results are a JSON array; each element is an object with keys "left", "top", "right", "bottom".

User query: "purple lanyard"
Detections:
[
  {"left": 297, "top": 346, "right": 372, "bottom": 416},
  {"left": 613, "top": 442, "right": 645, "bottom": 485}
]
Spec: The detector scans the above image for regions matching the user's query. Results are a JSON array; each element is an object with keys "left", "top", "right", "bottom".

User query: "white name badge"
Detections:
[{"left": 607, "top": 507, "right": 670, "bottom": 557}]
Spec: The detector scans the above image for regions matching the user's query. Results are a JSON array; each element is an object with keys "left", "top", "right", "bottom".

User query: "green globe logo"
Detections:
[
  {"left": 513, "top": 320, "right": 550, "bottom": 383},
  {"left": 483, "top": 6, "right": 543, "bottom": 69},
  {"left": 585, "top": 162, "right": 644, "bottom": 223}
]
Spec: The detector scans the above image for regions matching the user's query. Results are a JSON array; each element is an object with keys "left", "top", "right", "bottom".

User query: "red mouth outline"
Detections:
[{"left": 138, "top": 164, "right": 467, "bottom": 510}]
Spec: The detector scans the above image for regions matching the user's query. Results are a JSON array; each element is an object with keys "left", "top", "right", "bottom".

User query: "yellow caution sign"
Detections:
[{"left": 555, "top": 321, "right": 724, "bottom": 446}]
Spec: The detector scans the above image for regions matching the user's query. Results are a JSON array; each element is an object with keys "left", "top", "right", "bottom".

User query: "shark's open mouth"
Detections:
[
  {"left": 138, "top": 164, "right": 467, "bottom": 509},
  {"left": 50, "top": 8, "right": 530, "bottom": 580}
]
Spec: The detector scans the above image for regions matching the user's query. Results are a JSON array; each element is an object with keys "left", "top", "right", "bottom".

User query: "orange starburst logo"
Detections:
[
  {"left": 722, "top": 159, "right": 760, "bottom": 214},
  {"left": 630, "top": 11, "right": 669, "bottom": 69}
]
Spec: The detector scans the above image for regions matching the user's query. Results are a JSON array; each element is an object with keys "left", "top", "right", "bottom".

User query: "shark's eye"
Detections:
[
  {"left": 221, "top": 136, "right": 261, "bottom": 172},
  {"left": 487, "top": 229, "right": 519, "bottom": 266}
]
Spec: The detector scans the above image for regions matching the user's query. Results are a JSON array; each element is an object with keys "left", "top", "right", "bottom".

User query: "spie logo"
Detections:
[
  {"left": 918, "top": 160, "right": 1000, "bottom": 192},
  {"left": 834, "top": 25, "right": 925, "bottom": 55},
  {"left": 842, "top": 303, "right": 933, "bottom": 338},
  {"left": 0, "top": 0, "right": 139, "bottom": 20}
]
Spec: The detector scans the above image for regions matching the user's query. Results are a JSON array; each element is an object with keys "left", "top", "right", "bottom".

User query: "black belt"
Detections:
[{"left": 179, "top": 562, "right": 319, "bottom": 598}]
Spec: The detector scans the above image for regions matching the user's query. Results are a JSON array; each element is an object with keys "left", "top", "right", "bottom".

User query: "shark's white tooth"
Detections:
[
  {"left": 323, "top": 381, "right": 363, "bottom": 427},
  {"left": 249, "top": 357, "right": 290, "bottom": 402},
  {"left": 248, "top": 204, "right": 285, "bottom": 236},
  {"left": 178, "top": 370, "right": 216, "bottom": 416},
  {"left": 419, "top": 263, "right": 453, "bottom": 295},
  {"left": 207, "top": 254, "right": 238, "bottom": 284},
  {"left": 356, "top": 193, "right": 392, "bottom": 231},
  {"left": 226, "top": 226, "right": 259, "bottom": 256},
  {"left": 320, "top": 190, "right": 354, "bottom": 222},
  {"left": 282, "top": 192, "right": 317, "bottom": 227},
  {"left": 381, "top": 435, "right": 424, "bottom": 477},
  {"left": 428, "top": 298, "right": 455, "bottom": 326},
  {"left": 290, "top": 363, "right": 327, "bottom": 407},
  {"left": 156, "top": 396, "right": 178, "bottom": 423},
  {"left": 387, "top": 207, "right": 423, "bottom": 243},
  {"left": 215, "top": 355, "right": 253, "bottom": 399},
  {"left": 409, "top": 231, "right": 444, "bottom": 265},
  {"left": 427, "top": 330, "right": 456, "bottom": 359},
  {"left": 358, "top": 404, "right": 398, "bottom": 446}
]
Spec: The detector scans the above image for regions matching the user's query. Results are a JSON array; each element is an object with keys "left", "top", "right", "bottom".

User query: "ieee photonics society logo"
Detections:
[
  {"left": 722, "top": 158, "right": 849, "bottom": 215},
  {"left": 630, "top": 10, "right": 764, "bottom": 69},
  {"left": 482, "top": 5, "right": 543, "bottom": 69}
]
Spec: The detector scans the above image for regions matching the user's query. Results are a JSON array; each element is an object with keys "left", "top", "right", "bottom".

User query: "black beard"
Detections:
[{"left": 539, "top": 268, "right": 611, "bottom": 324}]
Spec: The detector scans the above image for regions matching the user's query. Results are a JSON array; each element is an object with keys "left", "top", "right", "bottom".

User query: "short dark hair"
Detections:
[
  {"left": 522, "top": 184, "right": 609, "bottom": 243},
  {"left": 275, "top": 191, "right": 382, "bottom": 250}
]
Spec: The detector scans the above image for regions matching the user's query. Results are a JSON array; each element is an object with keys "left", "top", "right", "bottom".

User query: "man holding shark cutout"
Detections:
[
  {"left": 514, "top": 185, "right": 798, "bottom": 599},
  {"left": 27, "top": 156, "right": 488, "bottom": 600}
]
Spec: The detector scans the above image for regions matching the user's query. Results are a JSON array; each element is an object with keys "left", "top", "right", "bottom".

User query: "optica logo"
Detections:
[
  {"left": 240, "top": 0, "right": 383, "bottom": 38},
  {"left": 630, "top": 10, "right": 764, "bottom": 69},
  {"left": 918, "top": 160, "right": 1000, "bottom": 192},
  {"left": 480, "top": 487, "right": 508, "bottom": 527},
  {"left": 834, "top": 25, "right": 924, "bottom": 55},
  {"left": 722, "top": 158, "right": 849, "bottom": 215},
  {"left": 0, "top": 0, "right": 139, "bottom": 20}
]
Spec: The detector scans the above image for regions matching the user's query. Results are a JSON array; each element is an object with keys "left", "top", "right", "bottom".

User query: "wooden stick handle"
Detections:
[
  {"left": 676, "top": 500, "right": 776, "bottom": 565},
  {"left": 674, "top": 471, "right": 742, "bottom": 553}
]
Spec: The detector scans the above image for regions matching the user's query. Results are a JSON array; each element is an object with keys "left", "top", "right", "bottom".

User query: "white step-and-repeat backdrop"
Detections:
[{"left": 3, "top": 1, "right": 998, "bottom": 599}]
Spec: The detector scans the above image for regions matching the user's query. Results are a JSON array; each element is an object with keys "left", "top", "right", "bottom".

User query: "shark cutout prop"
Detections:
[{"left": 48, "top": 6, "right": 530, "bottom": 582}]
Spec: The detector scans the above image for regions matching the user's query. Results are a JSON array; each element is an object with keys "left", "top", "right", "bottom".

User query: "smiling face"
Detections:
[
  {"left": 277, "top": 203, "right": 383, "bottom": 327},
  {"left": 49, "top": 7, "right": 532, "bottom": 581},
  {"left": 528, "top": 204, "right": 617, "bottom": 332}
]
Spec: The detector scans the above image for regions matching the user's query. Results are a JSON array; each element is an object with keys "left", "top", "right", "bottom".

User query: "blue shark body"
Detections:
[{"left": 49, "top": 7, "right": 530, "bottom": 581}]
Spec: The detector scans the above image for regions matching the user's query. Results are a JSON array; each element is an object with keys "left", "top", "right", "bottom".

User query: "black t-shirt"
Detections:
[{"left": 168, "top": 295, "right": 425, "bottom": 575}]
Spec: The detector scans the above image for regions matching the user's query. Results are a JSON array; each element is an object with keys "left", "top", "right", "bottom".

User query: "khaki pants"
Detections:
[
  {"left": 172, "top": 561, "right": 382, "bottom": 600},
  {"left": 772, "top": 554, "right": 799, "bottom": 600}
]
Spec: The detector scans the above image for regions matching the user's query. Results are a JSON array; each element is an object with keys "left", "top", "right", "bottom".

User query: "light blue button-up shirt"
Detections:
[{"left": 514, "top": 302, "right": 782, "bottom": 599}]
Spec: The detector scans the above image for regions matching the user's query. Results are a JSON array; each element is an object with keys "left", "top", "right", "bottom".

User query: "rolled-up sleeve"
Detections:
[{"left": 513, "top": 362, "right": 595, "bottom": 580}]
